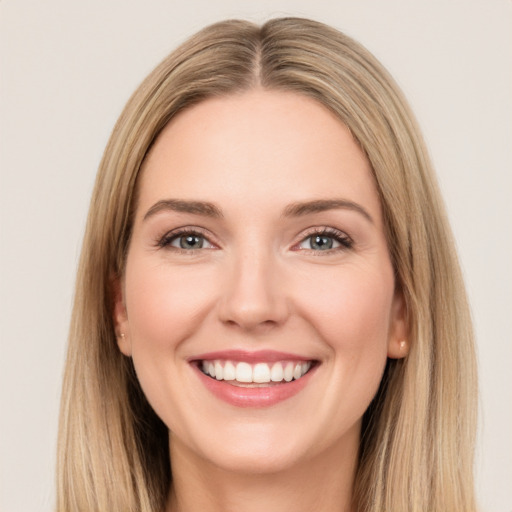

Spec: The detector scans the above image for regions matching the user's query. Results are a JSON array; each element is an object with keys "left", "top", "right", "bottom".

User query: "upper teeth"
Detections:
[{"left": 201, "top": 360, "right": 312, "bottom": 383}]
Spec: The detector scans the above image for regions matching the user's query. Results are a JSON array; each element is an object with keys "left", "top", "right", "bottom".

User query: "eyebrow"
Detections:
[
  {"left": 283, "top": 199, "right": 374, "bottom": 223},
  {"left": 143, "top": 198, "right": 373, "bottom": 224},
  {"left": 143, "top": 199, "right": 223, "bottom": 221}
]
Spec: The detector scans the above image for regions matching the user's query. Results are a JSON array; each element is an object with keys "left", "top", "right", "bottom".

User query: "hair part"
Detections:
[{"left": 57, "top": 18, "right": 477, "bottom": 512}]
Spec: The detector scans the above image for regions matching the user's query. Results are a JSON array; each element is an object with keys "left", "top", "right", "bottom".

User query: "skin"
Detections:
[{"left": 114, "top": 89, "right": 407, "bottom": 512}]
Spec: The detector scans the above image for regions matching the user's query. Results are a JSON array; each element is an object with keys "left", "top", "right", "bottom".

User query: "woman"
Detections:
[{"left": 56, "top": 17, "right": 478, "bottom": 512}]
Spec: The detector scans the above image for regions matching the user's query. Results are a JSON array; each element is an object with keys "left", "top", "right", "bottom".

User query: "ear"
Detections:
[
  {"left": 111, "top": 275, "right": 132, "bottom": 356},
  {"left": 387, "top": 288, "right": 409, "bottom": 359}
]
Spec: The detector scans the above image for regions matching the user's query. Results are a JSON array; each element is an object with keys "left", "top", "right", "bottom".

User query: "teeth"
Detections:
[
  {"left": 270, "top": 362, "right": 284, "bottom": 382},
  {"left": 223, "top": 361, "right": 236, "bottom": 381},
  {"left": 235, "top": 362, "right": 253, "bottom": 383},
  {"left": 284, "top": 362, "right": 294, "bottom": 382},
  {"left": 253, "top": 363, "right": 270, "bottom": 383},
  {"left": 200, "top": 359, "right": 312, "bottom": 384},
  {"left": 214, "top": 361, "right": 223, "bottom": 380}
]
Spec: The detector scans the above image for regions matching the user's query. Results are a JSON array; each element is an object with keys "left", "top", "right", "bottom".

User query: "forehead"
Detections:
[{"left": 138, "top": 89, "right": 381, "bottom": 222}]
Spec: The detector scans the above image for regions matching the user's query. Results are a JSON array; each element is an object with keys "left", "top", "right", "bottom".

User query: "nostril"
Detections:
[
  {"left": 222, "top": 317, "right": 280, "bottom": 333},
  {"left": 218, "top": 293, "right": 290, "bottom": 330}
]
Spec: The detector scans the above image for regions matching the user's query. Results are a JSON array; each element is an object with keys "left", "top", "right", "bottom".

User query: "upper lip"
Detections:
[{"left": 189, "top": 349, "right": 316, "bottom": 364}]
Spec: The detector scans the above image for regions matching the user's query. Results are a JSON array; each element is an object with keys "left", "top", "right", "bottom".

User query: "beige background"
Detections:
[{"left": 1, "top": 1, "right": 511, "bottom": 510}]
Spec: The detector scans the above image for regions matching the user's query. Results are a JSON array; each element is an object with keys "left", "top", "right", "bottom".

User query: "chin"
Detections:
[
  {"left": 177, "top": 415, "right": 340, "bottom": 476},
  {"left": 203, "top": 441, "right": 307, "bottom": 475}
]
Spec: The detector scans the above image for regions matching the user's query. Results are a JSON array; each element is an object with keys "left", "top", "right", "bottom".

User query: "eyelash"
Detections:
[
  {"left": 155, "top": 226, "right": 353, "bottom": 253},
  {"left": 156, "top": 227, "right": 214, "bottom": 253},
  {"left": 293, "top": 227, "right": 353, "bottom": 253}
]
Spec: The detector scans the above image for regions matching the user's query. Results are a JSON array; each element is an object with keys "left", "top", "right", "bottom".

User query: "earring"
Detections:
[
  {"left": 400, "top": 340, "right": 407, "bottom": 350},
  {"left": 118, "top": 333, "right": 125, "bottom": 340}
]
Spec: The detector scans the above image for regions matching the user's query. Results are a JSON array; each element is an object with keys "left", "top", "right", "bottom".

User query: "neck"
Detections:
[{"left": 166, "top": 433, "right": 358, "bottom": 512}]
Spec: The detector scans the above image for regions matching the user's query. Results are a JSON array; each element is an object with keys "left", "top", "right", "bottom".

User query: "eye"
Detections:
[
  {"left": 158, "top": 229, "right": 215, "bottom": 251},
  {"left": 296, "top": 229, "right": 353, "bottom": 252},
  {"left": 301, "top": 234, "right": 337, "bottom": 250},
  {"left": 172, "top": 233, "right": 208, "bottom": 250}
]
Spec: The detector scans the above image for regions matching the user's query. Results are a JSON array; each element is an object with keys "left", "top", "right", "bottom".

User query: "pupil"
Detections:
[
  {"left": 311, "top": 235, "right": 333, "bottom": 250},
  {"left": 180, "top": 235, "right": 203, "bottom": 249}
]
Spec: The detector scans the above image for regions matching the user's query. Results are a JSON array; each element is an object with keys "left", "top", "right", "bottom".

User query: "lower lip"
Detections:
[{"left": 192, "top": 363, "right": 317, "bottom": 408}]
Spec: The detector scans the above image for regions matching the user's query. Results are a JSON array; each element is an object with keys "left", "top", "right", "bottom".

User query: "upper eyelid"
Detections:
[
  {"left": 164, "top": 226, "right": 210, "bottom": 235},
  {"left": 299, "top": 226, "right": 348, "bottom": 235},
  {"left": 157, "top": 226, "right": 217, "bottom": 247},
  {"left": 295, "top": 226, "right": 352, "bottom": 241}
]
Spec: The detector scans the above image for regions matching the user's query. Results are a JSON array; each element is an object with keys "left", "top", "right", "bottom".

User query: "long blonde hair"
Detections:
[{"left": 57, "top": 18, "right": 477, "bottom": 512}]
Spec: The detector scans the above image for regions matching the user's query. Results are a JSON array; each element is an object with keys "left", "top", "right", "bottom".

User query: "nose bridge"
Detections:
[{"left": 218, "top": 239, "right": 288, "bottom": 330}]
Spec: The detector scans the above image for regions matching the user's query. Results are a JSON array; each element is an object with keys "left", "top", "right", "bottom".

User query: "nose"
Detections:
[{"left": 217, "top": 250, "right": 290, "bottom": 332}]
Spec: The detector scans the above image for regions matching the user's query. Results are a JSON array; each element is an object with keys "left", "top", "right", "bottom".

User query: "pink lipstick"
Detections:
[{"left": 190, "top": 350, "right": 318, "bottom": 408}]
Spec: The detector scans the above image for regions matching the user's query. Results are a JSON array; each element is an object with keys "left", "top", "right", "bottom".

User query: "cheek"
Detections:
[
  {"left": 123, "top": 257, "right": 222, "bottom": 430},
  {"left": 124, "top": 258, "right": 219, "bottom": 356},
  {"left": 297, "top": 262, "right": 395, "bottom": 422},
  {"left": 293, "top": 262, "right": 395, "bottom": 355}
]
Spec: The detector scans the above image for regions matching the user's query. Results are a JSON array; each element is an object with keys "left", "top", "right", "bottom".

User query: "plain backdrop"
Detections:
[{"left": 1, "top": 1, "right": 511, "bottom": 511}]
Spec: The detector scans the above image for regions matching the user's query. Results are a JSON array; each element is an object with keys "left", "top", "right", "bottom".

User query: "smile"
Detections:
[
  {"left": 191, "top": 350, "right": 319, "bottom": 407},
  {"left": 201, "top": 360, "right": 312, "bottom": 385}
]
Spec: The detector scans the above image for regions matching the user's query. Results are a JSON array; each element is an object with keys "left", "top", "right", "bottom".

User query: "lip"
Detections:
[
  {"left": 190, "top": 349, "right": 312, "bottom": 364},
  {"left": 189, "top": 350, "right": 319, "bottom": 408}
]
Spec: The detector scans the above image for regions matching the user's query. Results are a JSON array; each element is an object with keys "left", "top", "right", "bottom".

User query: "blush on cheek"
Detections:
[
  {"left": 125, "top": 261, "right": 219, "bottom": 350},
  {"left": 298, "top": 269, "right": 394, "bottom": 352}
]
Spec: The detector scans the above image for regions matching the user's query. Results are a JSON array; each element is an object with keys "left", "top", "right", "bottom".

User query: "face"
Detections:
[{"left": 114, "top": 90, "right": 407, "bottom": 474}]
